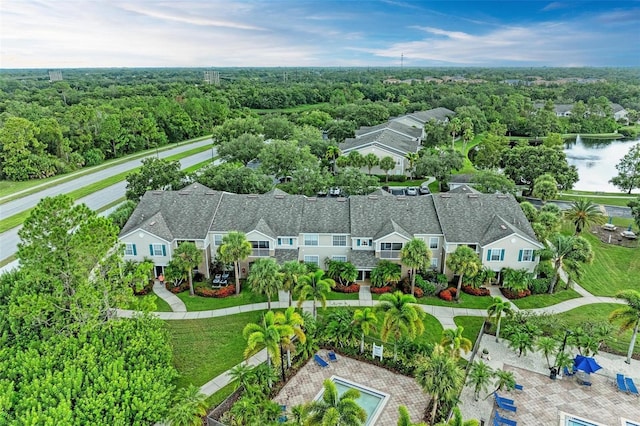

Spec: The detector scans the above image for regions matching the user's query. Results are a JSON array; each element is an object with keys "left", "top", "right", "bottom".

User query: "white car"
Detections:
[{"left": 405, "top": 187, "right": 418, "bottom": 196}]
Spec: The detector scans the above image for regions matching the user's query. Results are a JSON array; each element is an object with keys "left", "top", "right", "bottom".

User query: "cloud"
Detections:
[{"left": 542, "top": 2, "right": 570, "bottom": 11}]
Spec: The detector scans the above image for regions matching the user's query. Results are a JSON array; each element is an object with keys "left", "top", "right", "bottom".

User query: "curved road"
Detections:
[
  {"left": 0, "top": 138, "right": 214, "bottom": 221},
  {"left": 0, "top": 147, "right": 218, "bottom": 262}
]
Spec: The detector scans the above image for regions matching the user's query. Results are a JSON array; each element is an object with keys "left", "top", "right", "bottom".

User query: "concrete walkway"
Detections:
[
  {"left": 152, "top": 281, "right": 187, "bottom": 312},
  {"left": 199, "top": 349, "right": 268, "bottom": 397},
  {"left": 358, "top": 284, "right": 372, "bottom": 302}
]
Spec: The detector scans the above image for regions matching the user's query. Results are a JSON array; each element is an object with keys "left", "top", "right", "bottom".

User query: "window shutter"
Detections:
[
  {"left": 133, "top": 244, "right": 137, "bottom": 256},
  {"left": 518, "top": 249, "right": 522, "bottom": 262},
  {"left": 357, "top": 239, "right": 361, "bottom": 247},
  {"left": 486, "top": 249, "right": 492, "bottom": 261},
  {"left": 500, "top": 249, "right": 505, "bottom": 261},
  {"left": 277, "top": 238, "right": 281, "bottom": 245},
  {"left": 369, "top": 239, "right": 373, "bottom": 246},
  {"left": 289, "top": 238, "right": 293, "bottom": 245},
  {"left": 162, "top": 245, "right": 166, "bottom": 256},
  {"left": 149, "top": 244, "right": 154, "bottom": 255}
]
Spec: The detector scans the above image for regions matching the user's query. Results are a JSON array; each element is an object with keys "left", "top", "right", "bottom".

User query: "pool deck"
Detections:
[{"left": 273, "top": 349, "right": 428, "bottom": 425}]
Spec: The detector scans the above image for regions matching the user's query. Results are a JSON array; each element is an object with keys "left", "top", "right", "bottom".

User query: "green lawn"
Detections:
[
  {"left": 166, "top": 310, "right": 266, "bottom": 389},
  {"left": 250, "top": 102, "right": 330, "bottom": 114},
  {"left": 325, "top": 290, "right": 360, "bottom": 301},
  {"left": 177, "top": 284, "right": 268, "bottom": 311},
  {"left": 148, "top": 293, "right": 173, "bottom": 312},
  {"left": 512, "top": 288, "right": 582, "bottom": 309},
  {"left": 204, "top": 382, "right": 237, "bottom": 409},
  {"left": 553, "top": 304, "right": 639, "bottom": 356},
  {"left": 371, "top": 292, "right": 493, "bottom": 309},
  {"left": 576, "top": 232, "right": 640, "bottom": 296},
  {"left": 453, "top": 316, "right": 485, "bottom": 346},
  {"left": 556, "top": 193, "right": 637, "bottom": 208}
]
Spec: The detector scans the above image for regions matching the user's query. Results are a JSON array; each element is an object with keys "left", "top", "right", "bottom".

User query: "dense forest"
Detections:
[{"left": 1, "top": 67, "right": 639, "bottom": 181}]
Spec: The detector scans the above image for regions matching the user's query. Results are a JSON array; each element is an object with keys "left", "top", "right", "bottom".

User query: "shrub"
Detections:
[
  {"left": 133, "top": 281, "right": 154, "bottom": 296},
  {"left": 461, "top": 284, "right": 490, "bottom": 296},
  {"left": 83, "top": 148, "right": 105, "bottom": 166},
  {"left": 195, "top": 285, "right": 235, "bottom": 298},
  {"left": 447, "top": 287, "right": 457, "bottom": 297},
  {"left": 529, "top": 278, "right": 551, "bottom": 294},
  {"left": 333, "top": 283, "right": 360, "bottom": 293},
  {"left": 370, "top": 286, "right": 393, "bottom": 294},
  {"left": 416, "top": 275, "right": 436, "bottom": 296},
  {"left": 167, "top": 281, "right": 189, "bottom": 294},
  {"left": 439, "top": 289, "right": 453, "bottom": 301},
  {"left": 500, "top": 287, "right": 532, "bottom": 299},
  {"left": 413, "top": 287, "right": 424, "bottom": 298}
]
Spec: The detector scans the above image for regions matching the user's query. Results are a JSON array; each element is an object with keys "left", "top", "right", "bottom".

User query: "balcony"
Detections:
[
  {"left": 379, "top": 250, "right": 401, "bottom": 259},
  {"left": 251, "top": 249, "right": 270, "bottom": 257}
]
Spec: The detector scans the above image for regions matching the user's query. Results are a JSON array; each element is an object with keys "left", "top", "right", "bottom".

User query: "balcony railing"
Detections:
[
  {"left": 251, "top": 249, "right": 270, "bottom": 257},
  {"left": 379, "top": 250, "right": 401, "bottom": 259}
]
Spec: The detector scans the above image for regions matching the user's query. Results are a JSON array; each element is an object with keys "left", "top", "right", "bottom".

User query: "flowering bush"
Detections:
[
  {"left": 439, "top": 289, "right": 453, "bottom": 301},
  {"left": 167, "top": 282, "right": 189, "bottom": 294},
  {"left": 462, "top": 285, "right": 490, "bottom": 296},
  {"left": 447, "top": 287, "right": 458, "bottom": 298},
  {"left": 333, "top": 283, "right": 360, "bottom": 293},
  {"left": 195, "top": 285, "right": 236, "bottom": 298},
  {"left": 500, "top": 287, "right": 531, "bottom": 299},
  {"left": 133, "top": 281, "right": 154, "bottom": 296},
  {"left": 370, "top": 286, "right": 393, "bottom": 294},
  {"left": 413, "top": 287, "right": 424, "bottom": 298}
]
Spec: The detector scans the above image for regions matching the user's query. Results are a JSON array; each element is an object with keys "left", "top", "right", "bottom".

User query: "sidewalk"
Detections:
[
  {"left": 153, "top": 281, "right": 187, "bottom": 312},
  {"left": 200, "top": 349, "right": 268, "bottom": 397}
]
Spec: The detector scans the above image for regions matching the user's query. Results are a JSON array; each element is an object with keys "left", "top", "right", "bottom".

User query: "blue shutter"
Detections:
[
  {"left": 369, "top": 239, "right": 373, "bottom": 246},
  {"left": 486, "top": 249, "right": 492, "bottom": 261},
  {"left": 518, "top": 249, "right": 522, "bottom": 262},
  {"left": 357, "top": 239, "right": 361, "bottom": 247},
  {"left": 162, "top": 245, "right": 166, "bottom": 256},
  {"left": 289, "top": 238, "right": 293, "bottom": 245},
  {"left": 277, "top": 238, "right": 281, "bottom": 246},
  {"left": 149, "top": 244, "right": 154, "bottom": 256},
  {"left": 132, "top": 244, "right": 137, "bottom": 256},
  {"left": 500, "top": 249, "right": 505, "bottom": 261}
]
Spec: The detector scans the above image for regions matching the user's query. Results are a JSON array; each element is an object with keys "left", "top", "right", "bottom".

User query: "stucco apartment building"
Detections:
[{"left": 119, "top": 183, "right": 542, "bottom": 282}]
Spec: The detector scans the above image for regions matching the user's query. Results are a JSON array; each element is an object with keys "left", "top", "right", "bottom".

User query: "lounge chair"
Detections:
[
  {"left": 494, "top": 412, "right": 517, "bottom": 426},
  {"left": 495, "top": 398, "right": 517, "bottom": 412},
  {"left": 220, "top": 272, "right": 230, "bottom": 284},
  {"left": 314, "top": 354, "right": 329, "bottom": 368},
  {"left": 514, "top": 383, "right": 524, "bottom": 391},
  {"left": 328, "top": 351, "right": 338, "bottom": 362},
  {"left": 494, "top": 392, "right": 515, "bottom": 405},
  {"left": 625, "top": 377, "right": 639, "bottom": 396},
  {"left": 617, "top": 374, "right": 628, "bottom": 392},
  {"left": 212, "top": 274, "right": 222, "bottom": 285},
  {"left": 563, "top": 367, "right": 575, "bottom": 377}
]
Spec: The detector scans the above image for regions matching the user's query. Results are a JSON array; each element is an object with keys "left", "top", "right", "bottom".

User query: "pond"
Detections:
[{"left": 564, "top": 135, "right": 639, "bottom": 193}]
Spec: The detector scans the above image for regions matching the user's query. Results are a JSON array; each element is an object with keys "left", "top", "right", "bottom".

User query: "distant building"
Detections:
[{"left": 48, "top": 70, "right": 63, "bottom": 82}]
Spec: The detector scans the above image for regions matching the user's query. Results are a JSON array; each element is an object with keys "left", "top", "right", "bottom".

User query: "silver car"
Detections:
[{"left": 406, "top": 187, "right": 418, "bottom": 196}]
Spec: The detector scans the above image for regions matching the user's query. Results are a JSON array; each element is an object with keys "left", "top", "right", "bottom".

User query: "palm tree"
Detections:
[
  {"left": 376, "top": 291, "right": 425, "bottom": 360},
  {"left": 243, "top": 311, "right": 292, "bottom": 367},
  {"left": 305, "top": 379, "right": 367, "bottom": 426},
  {"left": 405, "top": 152, "right": 420, "bottom": 179},
  {"left": 218, "top": 231, "right": 252, "bottom": 295},
  {"left": 371, "top": 259, "right": 401, "bottom": 287},
  {"left": 247, "top": 258, "right": 282, "bottom": 310},
  {"left": 415, "top": 345, "right": 464, "bottom": 425},
  {"left": 535, "top": 336, "right": 558, "bottom": 370},
  {"left": 325, "top": 145, "right": 342, "bottom": 173},
  {"left": 295, "top": 269, "right": 335, "bottom": 319},
  {"left": 173, "top": 242, "right": 202, "bottom": 296},
  {"left": 167, "top": 384, "right": 208, "bottom": 426},
  {"left": 564, "top": 198, "right": 606, "bottom": 234},
  {"left": 281, "top": 260, "right": 307, "bottom": 307},
  {"left": 352, "top": 307, "right": 378, "bottom": 353},
  {"left": 380, "top": 156, "right": 396, "bottom": 183},
  {"left": 228, "top": 363, "right": 255, "bottom": 391},
  {"left": 363, "top": 153, "right": 379, "bottom": 175},
  {"left": 492, "top": 369, "right": 516, "bottom": 393},
  {"left": 508, "top": 331, "right": 534, "bottom": 357},
  {"left": 609, "top": 289, "right": 640, "bottom": 364},
  {"left": 398, "top": 405, "right": 428, "bottom": 426},
  {"left": 461, "top": 118, "right": 474, "bottom": 154},
  {"left": 543, "top": 233, "right": 594, "bottom": 293},
  {"left": 487, "top": 297, "right": 513, "bottom": 342},
  {"left": 278, "top": 306, "right": 306, "bottom": 368},
  {"left": 448, "top": 117, "right": 462, "bottom": 148},
  {"left": 467, "top": 361, "right": 494, "bottom": 401},
  {"left": 446, "top": 246, "right": 481, "bottom": 301},
  {"left": 434, "top": 407, "right": 479, "bottom": 426},
  {"left": 440, "top": 326, "right": 472, "bottom": 358},
  {"left": 401, "top": 238, "right": 432, "bottom": 296}
]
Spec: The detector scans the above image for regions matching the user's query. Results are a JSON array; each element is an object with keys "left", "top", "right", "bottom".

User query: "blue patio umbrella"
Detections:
[{"left": 574, "top": 355, "right": 602, "bottom": 374}]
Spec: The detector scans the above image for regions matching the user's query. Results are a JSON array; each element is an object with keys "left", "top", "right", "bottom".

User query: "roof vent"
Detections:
[
  {"left": 152, "top": 191, "right": 163, "bottom": 195},
  {"left": 440, "top": 194, "right": 451, "bottom": 198},
  {"left": 149, "top": 221, "right": 156, "bottom": 226},
  {"left": 179, "top": 191, "right": 191, "bottom": 195},
  {"left": 397, "top": 196, "right": 406, "bottom": 200},
  {"left": 368, "top": 195, "right": 378, "bottom": 200},
  {"left": 497, "top": 195, "right": 508, "bottom": 199},
  {"left": 205, "top": 191, "right": 216, "bottom": 195},
  {"left": 468, "top": 194, "right": 479, "bottom": 198},
  {"left": 337, "top": 197, "right": 347, "bottom": 202},
  {"left": 275, "top": 195, "right": 285, "bottom": 199},
  {"left": 500, "top": 224, "right": 507, "bottom": 230},
  {"left": 307, "top": 197, "right": 317, "bottom": 202}
]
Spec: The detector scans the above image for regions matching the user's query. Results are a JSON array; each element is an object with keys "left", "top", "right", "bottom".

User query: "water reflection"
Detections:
[{"left": 564, "top": 136, "right": 639, "bottom": 193}]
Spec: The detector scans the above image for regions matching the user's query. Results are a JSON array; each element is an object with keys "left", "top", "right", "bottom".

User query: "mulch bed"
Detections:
[{"left": 590, "top": 225, "right": 639, "bottom": 248}]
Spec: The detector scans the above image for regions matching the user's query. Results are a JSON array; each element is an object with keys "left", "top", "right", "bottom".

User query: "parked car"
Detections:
[
  {"left": 329, "top": 187, "right": 341, "bottom": 196},
  {"left": 406, "top": 187, "right": 418, "bottom": 196},
  {"left": 419, "top": 184, "right": 431, "bottom": 195}
]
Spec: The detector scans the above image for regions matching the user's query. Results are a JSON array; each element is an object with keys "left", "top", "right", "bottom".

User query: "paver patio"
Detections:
[{"left": 273, "top": 350, "right": 428, "bottom": 425}]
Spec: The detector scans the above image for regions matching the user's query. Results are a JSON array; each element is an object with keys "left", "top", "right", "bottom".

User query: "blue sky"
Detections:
[{"left": 1, "top": 1, "right": 639, "bottom": 68}]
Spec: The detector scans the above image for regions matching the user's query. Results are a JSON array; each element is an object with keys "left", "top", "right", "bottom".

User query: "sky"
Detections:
[{"left": 1, "top": 1, "right": 639, "bottom": 69}]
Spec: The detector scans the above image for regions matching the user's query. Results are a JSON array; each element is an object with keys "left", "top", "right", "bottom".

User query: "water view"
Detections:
[{"left": 564, "top": 136, "right": 640, "bottom": 194}]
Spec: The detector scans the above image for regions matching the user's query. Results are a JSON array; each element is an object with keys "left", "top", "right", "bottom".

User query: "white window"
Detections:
[
  {"left": 304, "top": 255, "right": 319, "bottom": 266},
  {"left": 333, "top": 235, "right": 347, "bottom": 246},
  {"left": 214, "top": 234, "right": 223, "bottom": 245},
  {"left": 357, "top": 239, "right": 372, "bottom": 247},
  {"left": 380, "top": 242, "right": 403, "bottom": 251},
  {"left": 251, "top": 241, "right": 269, "bottom": 256},
  {"left": 430, "top": 257, "right": 438, "bottom": 269},
  {"left": 429, "top": 237, "right": 439, "bottom": 250},
  {"left": 332, "top": 255, "right": 347, "bottom": 262},
  {"left": 488, "top": 248, "right": 504, "bottom": 262},
  {"left": 304, "top": 234, "right": 319, "bottom": 246},
  {"left": 151, "top": 244, "right": 164, "bottom": 256},
  {"left": 124, "top": 243, "right": 136, "bottom": 256},
  {"left": 520, "top": 249, "right": 534, "bottom": 262},
  {"left": 278, "top": 238, "right": 293, "bottom": 246}
]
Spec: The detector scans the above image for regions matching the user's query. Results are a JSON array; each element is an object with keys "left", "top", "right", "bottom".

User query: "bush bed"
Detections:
[
  {"left": 333, "top": 283, "right": 360, "bottom": 293},
  {"left": 133, "top": 280, "right": 154, "bottom": 296},
  {"left": 371, "top": 286, "right": 394, "bottom": 294},
  {"left": 500, "top": 287, "right": 532, "bottom": 299},
  {"left": 195, "top": 285, "right": 236, "bottom": 298},
  {"left": 438, "top": 287, "right": 458, "bottom": 301},
  {"left": 462, "top": 285, "right": 490, "bottom": 296},
  {"left": 166, "top": 281, "right": 190, "bottom": 294}
]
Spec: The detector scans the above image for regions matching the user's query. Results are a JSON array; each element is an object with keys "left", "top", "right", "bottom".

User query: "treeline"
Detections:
[{"left": 1, "top": 67, "right": 639, "bottom": 181}]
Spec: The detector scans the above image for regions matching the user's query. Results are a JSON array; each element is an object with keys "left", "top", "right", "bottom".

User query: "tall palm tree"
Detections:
[
  {"left": 218, "top": 231, "right": 252, "bottom": 295},
  {"left": 446, "top": 245, "right": 481, "bottom": 301},
  {"left": 415, "top": 345, "right": 464, "bottom": 425},
  {"left": 440, "top": 326, "right": 472, "bottom": 358},
  {"left": 352, "top": 307, "right": 379, "bottom": 353},
  {"left": 564, "top": 198, "right": 606, "bottom": 234},
  {"left": 487, "top": 297, "right": 513, "bottom": 342},
  {"left": 325, "top": 145, "right": 342, "bottom": 173},
  {"left": 228, "top": 363, "right": 256, "bottom": 391},
  {"left": 401, "top": 238, "right": 432, "bottom": 296},
  {"left": 376, "top": 291, "right": 425, "bottom": 360},
  {"left": 167, "top": 384, "right": 208, "bottom": 426},
  {"left": 448, "top": 117, "right": 462, "bottom": 148},
  {"left": 434, "top": 407, "right": 479, "bottom": 426},
  {"left": 467, "top": 361, "right": 494, "bottom": 401},
  {"left": 281, "top": 260, "right": 307, "bottom": 307},
  {"left": 405, "top": 152, "right": 420, "bottom": 179},
  {"left": 397, "top": 405, "right": 428, "bottom": 426},
  {"left": 609, "top": 289, "right": 640, "bottom": 364},
  {"left": 508, "top": 331, "right": 535, "bottom": 357},
  {"left": 492, "top": 369, "right": 516, "bottom": 393},
  {"left": 363, "top": 153, "right": 380, "bottom": 175},
  {"left": 243, "top": 311, "right": 292, "bottom": 367},
  {"left": 305, "top": 379, "right": 367, "bottom": 426},
  {"left": 543, "top": 233, "right": 594, "bottom": 293},
  {"left": 278, "top": 306, "right": 306, "bottom": 368},
  {"left": 371, "top": 259, "right": 401, "bottom": 287},
  {"left": 173, "top": 242, "right": 202, "bottom": 296},
  {"left": 246, "top": 258, "right": 283, "bottom": 310},
  {"left": 295, "top": 269, "right": 335, "bottom": 319},
  {"left": 535, "top": 336, "right": 558, "bottom": 370}
]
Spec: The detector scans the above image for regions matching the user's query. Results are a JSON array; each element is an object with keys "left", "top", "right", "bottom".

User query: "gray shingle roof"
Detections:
[
  {"left": 448, "top": 184, "right": 480, "bottom": 194},
  {"left": 120, "top": 182, "right": 222, "bottom": 241},
  {"left": 274, "top": 249, "right": 299, "bottom": 264},
  {"left": 432, "top": 193, "right": 541, "bottom": 246},
  {"left": 350, "top": 250, "right": 380, "bottom": 269},
  {"left": 356, "top": 121, "right": 423, "bottom": 140},
  {"left": 402, "top": 108, "right": 454, "bottom": 124},
  {"left": 349, "top": 195, "right": 442, "bottom": 238},
  {"left": 340, "top": 129, "right": 419, "bottom": 156},
  {"left": 300, "top": 197, "right": 351, "bottom": 234}
]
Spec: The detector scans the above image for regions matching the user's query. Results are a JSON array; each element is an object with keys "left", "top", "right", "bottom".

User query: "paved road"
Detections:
[
  {"left": 0, "top": 138, "right": 214, "bottom": 221},
  {"left": 525, "top": 198, "right": 632, "bottom": 218},
  {"left": 0, "top": 148, "right": 218, "bottom": 262}
]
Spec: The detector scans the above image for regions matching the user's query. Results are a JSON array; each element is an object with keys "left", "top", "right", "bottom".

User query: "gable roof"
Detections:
[
  {"left": 356, "top": 121, "right": 423, "bottom": 140},
  {"left": 341, "top": 129, "right": 419, "bottom": 156},
  {"left": 120, "top": 182, "right": 222, "bottom": 241},
  {"left": 432, "top": 193, "right": 541, "bottom": 246},
  {"left": 448, "top": 184, "right": 480, "bottom": 194},
  {"left": 402, "top": 107, "right": 455, "bottom": 124}
]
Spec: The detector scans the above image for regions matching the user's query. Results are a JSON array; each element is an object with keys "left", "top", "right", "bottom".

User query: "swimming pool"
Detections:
[
  {"left": 316, "top": 376, "right": 390, "bottom": 426},
  {"left": 559, "top": 411, "right": 606, "bottom": 426}
]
